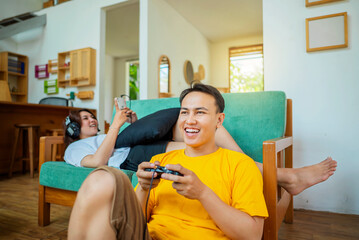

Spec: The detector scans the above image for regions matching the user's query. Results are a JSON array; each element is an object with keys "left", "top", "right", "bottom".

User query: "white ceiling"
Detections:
[{"left": 165, "top": 0, "right": 263, "bottom": 43}]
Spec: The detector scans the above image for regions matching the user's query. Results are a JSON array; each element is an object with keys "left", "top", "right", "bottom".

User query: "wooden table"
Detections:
[{"left": 0, "top": 101, "right": 96, "bottom": 175}]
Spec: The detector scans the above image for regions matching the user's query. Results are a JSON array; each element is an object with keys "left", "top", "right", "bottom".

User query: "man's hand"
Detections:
[
  {"left": 136, "top": 161, "right": 161, "bottom": 191},
  {"left": 161, "top": 164, "right": 208, "bottom": 200}
]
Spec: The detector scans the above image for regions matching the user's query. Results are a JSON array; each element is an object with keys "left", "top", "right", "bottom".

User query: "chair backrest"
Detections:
[
  {"left": 39, "top": 97, "right": 69, "bottom": 106},
  {"left": 113, "top": 91, "right": 286, "bottom": 163}
]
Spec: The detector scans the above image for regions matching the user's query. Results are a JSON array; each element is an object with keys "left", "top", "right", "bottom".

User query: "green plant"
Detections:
[{"left": 129, "top": 64, "right": 139, "bottom": 100}]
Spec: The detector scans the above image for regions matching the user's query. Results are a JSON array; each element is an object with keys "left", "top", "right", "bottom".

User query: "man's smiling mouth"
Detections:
[{"left": 185, "top": 128, "right": 200, "bottom": 133}]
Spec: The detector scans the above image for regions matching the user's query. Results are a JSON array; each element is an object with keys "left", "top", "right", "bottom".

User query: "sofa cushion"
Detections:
[
  {"left": 114, "top": 92, "right": 286, "bottom": 163},
  {"left": 40, "top": 161, "right": 136, "bottom": 191},
  {"left": 222, "top": 91, "right": 286, "bottom": 163},
  {"left": 115, "top": 108, "right": 180, "bottom": 148}
]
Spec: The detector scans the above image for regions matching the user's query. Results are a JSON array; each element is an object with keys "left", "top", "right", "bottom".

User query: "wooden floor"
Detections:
[
  {"left": 0, "top": 173, "right": 70, "bottom": 239},
  {"left": 0, "top": 173, "right": 358, "bottom": 240}
]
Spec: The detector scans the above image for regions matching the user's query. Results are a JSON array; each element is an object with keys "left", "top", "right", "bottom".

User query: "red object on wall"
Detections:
[{"left": 35, "top": 64, "right": 49, "bottom": 79}]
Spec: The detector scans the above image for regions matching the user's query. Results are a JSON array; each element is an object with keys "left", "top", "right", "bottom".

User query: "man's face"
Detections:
[
  {"left": 79, "top": 111, "right": 98, "bottom": 139},
  {"left": 178, "top": 91, "right": 224, "bottom": 149}
]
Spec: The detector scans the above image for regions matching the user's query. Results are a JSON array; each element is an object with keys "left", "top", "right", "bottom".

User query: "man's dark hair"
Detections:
[{"left": 179, "top": 82, "right": 225, "bottom": 113}]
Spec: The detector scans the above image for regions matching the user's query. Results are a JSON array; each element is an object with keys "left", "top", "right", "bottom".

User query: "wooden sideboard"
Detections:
[{"left": 0, "top": 101, "right": 96, "bottom": 175}]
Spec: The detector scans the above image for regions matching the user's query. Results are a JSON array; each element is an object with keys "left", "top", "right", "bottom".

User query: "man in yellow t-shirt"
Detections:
[
  {"left": 134, "top": 83, "right": 267, "bottom": 240},
  {"left": 146, "top": 148, "right": 267, "bottom": 239},
  {"left": 68, "top": 83, "right": 268, "bottom": 240}
]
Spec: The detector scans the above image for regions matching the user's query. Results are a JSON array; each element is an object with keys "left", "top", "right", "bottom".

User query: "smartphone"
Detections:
[{"left": 116, "top": 97, "right": 127, "bottom": 110}]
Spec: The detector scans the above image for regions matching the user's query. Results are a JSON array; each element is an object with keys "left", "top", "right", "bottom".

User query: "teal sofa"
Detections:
[{"left": 38, "top": 91, "right": 293, "bottom": 239}]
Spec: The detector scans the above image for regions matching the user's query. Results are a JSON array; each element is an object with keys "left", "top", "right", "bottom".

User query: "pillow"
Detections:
[{"left": 115, "top": 108, "right": 180, "bottom": 148}]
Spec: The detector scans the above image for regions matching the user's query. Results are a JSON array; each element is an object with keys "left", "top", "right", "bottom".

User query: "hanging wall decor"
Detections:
[
  {"left": 306, "top": 12, "right": 348, "bottom": 52},
  {"left": 306, "top": 0, "right": 343, "bottom": 7},
  {"left": 35, "top": 64, "right": 49, "bottom": 79},
  {"left": 44, "top": 79, "right": 59, "bottom": 94}
]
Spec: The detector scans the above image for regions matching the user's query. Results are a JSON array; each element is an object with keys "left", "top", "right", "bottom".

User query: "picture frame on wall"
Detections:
[
  {"left": 306, "top": 12, "right": 348, "bottom": 52},
  {"left": 306, "top": 0, "right": 343, "bottom": 7}
]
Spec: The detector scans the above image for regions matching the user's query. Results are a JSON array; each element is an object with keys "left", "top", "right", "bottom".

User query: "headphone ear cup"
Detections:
[{"left": 66, "top": 122, "right": 81, "bottom": 139}]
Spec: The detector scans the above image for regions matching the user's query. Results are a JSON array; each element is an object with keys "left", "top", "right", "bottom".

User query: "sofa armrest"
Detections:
[
  {"left": 264, "top": 136, "right": 293, "bottom": 153},
  {"left": 262, "top": 136, "right": 293, "bottom": 238},
  {"left": 39, "top": 136, "right": 64, "bottom": 172}
]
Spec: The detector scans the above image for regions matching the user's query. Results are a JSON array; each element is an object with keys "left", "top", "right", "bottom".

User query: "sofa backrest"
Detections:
[{"left": 113, "top": 91, "right": 286, "bottom": 163}]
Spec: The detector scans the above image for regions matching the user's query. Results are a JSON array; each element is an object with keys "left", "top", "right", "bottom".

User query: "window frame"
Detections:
[{"left": 228, "top": 44, "right": 264, "bottom": 93}]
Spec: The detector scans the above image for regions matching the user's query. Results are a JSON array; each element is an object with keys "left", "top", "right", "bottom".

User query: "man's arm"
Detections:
[
  {"left": 162, "top": 164, "right": 264, "bottom": 240},
  {"left": 198, "top": 186, "right": 264, "bottom": 239}
]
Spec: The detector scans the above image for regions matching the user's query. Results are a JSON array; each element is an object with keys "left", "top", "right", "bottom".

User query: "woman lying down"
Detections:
[{"left": 63, "top": 99, "right": 337, "bottom": 196}]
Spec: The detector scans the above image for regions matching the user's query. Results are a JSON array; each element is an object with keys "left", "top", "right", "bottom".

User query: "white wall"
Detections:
[
  {"left": 0, "top": 39, "right": 17, "bottom": 52},
  {"left": 0, "top": 0, "right": 42, "bottom": 20},
  {"left": 263, "top": 0, "right": 359, "bottom": 214},
  {"left": 114, "top": 58, "right": 127, "bottom": 99},
  {"left": 104, "top": 1, "right": 139, "bottom": 124},
  {"left": 143, "top": 0, "right": 211, "bottom": 99},
  {"left": 0, "top": 0, "right": 129, "bottom": 131},
  {"left": 106, "top": 2, "right": 139, "bottom": 57},
  {"left": 103, "top": 54, "right": 115, "bottom": 123},
  {"left": 210, "top": 35, "right": 263, "bottom": 88}
]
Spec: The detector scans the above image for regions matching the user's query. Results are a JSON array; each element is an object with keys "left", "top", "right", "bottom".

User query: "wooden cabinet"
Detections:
[
  {"left": 58, "top": 47, "right": 96, "bottom": 88},
  {"left": 0, "top": 102, "right": 96, "bottom": 175},
  {"left": 0, "top": 52, "right": 28, "bottom": 103}
]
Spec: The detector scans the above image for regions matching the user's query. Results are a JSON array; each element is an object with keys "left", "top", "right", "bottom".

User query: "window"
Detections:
[{"left": 229, "top": 44, "right": 263, "bottom": 93}]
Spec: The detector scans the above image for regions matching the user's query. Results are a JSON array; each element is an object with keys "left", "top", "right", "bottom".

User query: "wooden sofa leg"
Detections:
[
  {"left": 284, "top": 196, "right": 294, "bottom": 224},
  {"left": 38, "top": 185, "right": 50, "bottom": 226}
]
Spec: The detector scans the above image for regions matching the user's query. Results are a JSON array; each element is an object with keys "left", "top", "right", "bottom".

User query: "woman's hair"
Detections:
[{"left": 63, "top": 109, "right": 97, "bottom": 149}]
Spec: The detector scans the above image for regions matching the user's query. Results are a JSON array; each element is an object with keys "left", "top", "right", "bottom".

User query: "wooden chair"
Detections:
[
  {"left": 38, "top": 136, "right": 76, "bottom": 226},
  {"left": 38, "top": 100, "right": 294, "bottom": 239},
  {"left": 263, "top": 99, "right": 293, "bottom": 239},
  {"left": 45, "top": 128, "right": 64, "bottom": 161}
]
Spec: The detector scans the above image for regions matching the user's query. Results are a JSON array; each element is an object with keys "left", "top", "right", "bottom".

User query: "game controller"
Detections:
[{"left": 145, "top": 166, "right": 183, "bottom": 179}]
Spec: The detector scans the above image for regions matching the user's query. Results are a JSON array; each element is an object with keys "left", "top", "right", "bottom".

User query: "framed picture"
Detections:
[
  {"left": 306, "top": 12, "right": 348, "bottom": 52},
  {"left": 306, "top": 0, "right": 343, "bottom": 7}
]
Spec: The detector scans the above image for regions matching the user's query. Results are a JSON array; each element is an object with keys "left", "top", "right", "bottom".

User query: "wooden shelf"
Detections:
[
  {"left": 0, "top": 52, "right": 28, "bottom": 103},
  {"left": 11, "top": 92, "right": 26, "bottom": 96},
  {"left": 58, "top": 66, "right": 70, "bottom": 70},
  {"left": 8, "top": 71, "right": 26, "bottom": 77},
  {"left": 57, "top": 47, "right": 96, "bottom": 88},
  {"left": 48, "top": 59, "right": 58, "bottom": 74}
]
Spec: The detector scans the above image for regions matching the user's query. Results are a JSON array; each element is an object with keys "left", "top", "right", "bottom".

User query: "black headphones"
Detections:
[{"left": 65, "top": 116, "right": 81, "bottom": 139}]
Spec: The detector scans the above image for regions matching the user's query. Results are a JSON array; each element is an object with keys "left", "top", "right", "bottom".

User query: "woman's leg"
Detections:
[
  {"left": 68, "top": 167, "right": 150, "bottom": 240},
  {"left": 275, "top": 157, "right": 337, "bottom": 195},
  {"left": 214, "top": 126, "right": 337, "bottom": 195},
  {"left": 170, "top": 124, "right": 337, "bottom": 195},
  {"left": 171, "top": 124, "right": 244, "bottom": 153},
  {"left": 68, "top": 170, "right": 116, "bottom": 240}
]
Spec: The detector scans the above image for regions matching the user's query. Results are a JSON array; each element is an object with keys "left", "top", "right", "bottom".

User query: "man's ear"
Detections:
[{"left": 216, "top": 113, "right": 225, "bottom": 128}]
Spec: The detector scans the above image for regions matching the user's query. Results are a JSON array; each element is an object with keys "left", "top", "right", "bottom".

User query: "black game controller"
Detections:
[{"left": 144, "top": 166, "right": 183, "bottom": 179}]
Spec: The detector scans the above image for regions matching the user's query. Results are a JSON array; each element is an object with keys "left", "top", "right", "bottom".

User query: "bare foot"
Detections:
[{"left": 279, "top": 157, "right": 337, "bottom": 195}]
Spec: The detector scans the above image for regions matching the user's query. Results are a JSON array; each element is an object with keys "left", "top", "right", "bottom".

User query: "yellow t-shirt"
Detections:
[{"left": 145, "top": 148, "right": 268, "bottom": 240}]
